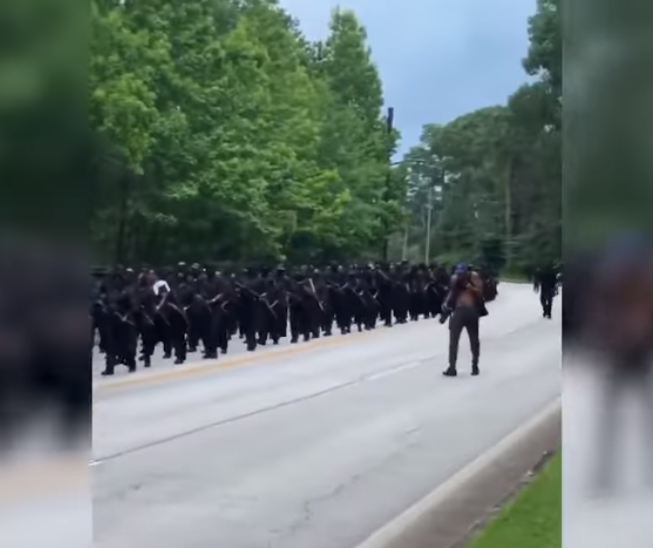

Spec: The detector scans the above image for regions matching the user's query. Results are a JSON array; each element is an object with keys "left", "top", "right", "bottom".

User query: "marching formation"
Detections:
[{"left": 91, "top": 262, "right": 499, "bottom": 376}]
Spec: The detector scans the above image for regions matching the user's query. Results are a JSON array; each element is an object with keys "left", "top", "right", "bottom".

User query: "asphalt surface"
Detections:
[{"left": 93, "top": 283, "right": 560, "bottom": 548}]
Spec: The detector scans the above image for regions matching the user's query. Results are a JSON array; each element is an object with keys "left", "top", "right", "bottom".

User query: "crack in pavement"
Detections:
[
  {"left": 266, "top": 426, "right": 425, "bottom": 547},
  {"left": 267, "top": 471, "right": 364, "bottom": 548}
]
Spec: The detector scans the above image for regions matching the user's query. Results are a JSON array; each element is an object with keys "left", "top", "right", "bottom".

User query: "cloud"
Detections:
[{"left": 279, "top": 0, "right": 537, "bottom": 154}]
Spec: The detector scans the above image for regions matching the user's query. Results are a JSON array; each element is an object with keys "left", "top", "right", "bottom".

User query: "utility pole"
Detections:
[
  {"left": 115, "top": 171, "right": 130, "bottom": 267},
  {"left": 424, "top": 166, "right": 444, "bottom": 264},
  {"left": 425, "top": 181, "right": 433, "bottom": 263},
  {"left": 401, "top": 224, "right": 409, "bottom": 260},
  {"left": 381, "top": 106, "right": 394, "bottom": 262}
]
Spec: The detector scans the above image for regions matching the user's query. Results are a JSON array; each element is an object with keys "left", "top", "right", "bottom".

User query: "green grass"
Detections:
[{"left": 465, "top": 451, "right": 561, "bottom": 548}]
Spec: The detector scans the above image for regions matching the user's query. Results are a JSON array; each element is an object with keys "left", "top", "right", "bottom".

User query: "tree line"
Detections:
[
  {"left": 91, "top": 0, "right": 403, "bottom": 266},
  {"left": 398, "top": 0, "right": 560, "bottom": 273},
  {"left": 90, "top": 0, "right": 560, "bottom": 273}
]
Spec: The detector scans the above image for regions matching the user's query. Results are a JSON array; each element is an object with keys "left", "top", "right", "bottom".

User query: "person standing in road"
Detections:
[
  {"left": 442, "top": 263, "right": 485, "bottom": 377},
  {"left": 534, "top": 262, "right": 559, "bottom": 319}
]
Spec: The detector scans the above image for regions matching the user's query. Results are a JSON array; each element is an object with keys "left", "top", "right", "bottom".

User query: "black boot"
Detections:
[{"left": 443, "top": 366, "right": 457, "bottom": 377}]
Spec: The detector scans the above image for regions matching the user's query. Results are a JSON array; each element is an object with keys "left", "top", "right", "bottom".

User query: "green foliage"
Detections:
[
  {"left": 90, "top": 0, "right": 399, "bottom": 265},
  {"left": 401, "top": 0, "right": 560, "bottom": 271},
  {"left": 90, "top": 0, "right": 560, "bottom": 268}
]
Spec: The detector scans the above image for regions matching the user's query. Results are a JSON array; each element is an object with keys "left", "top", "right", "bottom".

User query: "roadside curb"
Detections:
[{"left": 352, "top": 398, "right": 561, "bottom": 548}]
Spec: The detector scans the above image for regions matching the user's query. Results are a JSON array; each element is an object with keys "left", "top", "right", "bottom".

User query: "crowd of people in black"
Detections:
[{"left": 91, "top": 261, "right": 499, "bottom": 376}]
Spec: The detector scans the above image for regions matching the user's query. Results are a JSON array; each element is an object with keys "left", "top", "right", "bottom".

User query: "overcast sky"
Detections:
[{"left": 279, "top": 0, "right": 537, "bottom": 156}]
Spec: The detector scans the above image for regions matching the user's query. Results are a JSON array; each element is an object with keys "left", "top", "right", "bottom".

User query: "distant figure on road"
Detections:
[
  {"left": 442, "top": 263, "right": 486, "bottom": 377},
  {"left": 534, "top": 263, "right": 559, "bottom": 319}
]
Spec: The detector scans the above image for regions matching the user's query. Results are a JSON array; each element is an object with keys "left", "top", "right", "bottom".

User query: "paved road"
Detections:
[{"left": 93, "top": 283, "right": 560, "bottom": 548}]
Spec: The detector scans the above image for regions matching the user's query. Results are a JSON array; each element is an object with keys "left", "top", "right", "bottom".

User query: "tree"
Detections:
[
  {"left": 400, "top": 0, "right": 561, "bottom": 272},
  {"left": 89, "top": 0, "right": 401, "bottom": 266}
]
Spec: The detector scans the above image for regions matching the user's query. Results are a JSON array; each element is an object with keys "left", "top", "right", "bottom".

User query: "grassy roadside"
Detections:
[{"left": 465, "top": 451, "right": 561, "bottom": 548}]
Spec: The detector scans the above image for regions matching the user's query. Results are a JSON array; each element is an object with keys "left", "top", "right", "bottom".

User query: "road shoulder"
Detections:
[{"left": 353, "top": 398, "right": 561, "bottom": 548}]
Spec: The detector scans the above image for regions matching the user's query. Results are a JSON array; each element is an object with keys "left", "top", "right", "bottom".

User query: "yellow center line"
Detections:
[{"left": 94, "top": 321, "right": 435, "bottom": 394}]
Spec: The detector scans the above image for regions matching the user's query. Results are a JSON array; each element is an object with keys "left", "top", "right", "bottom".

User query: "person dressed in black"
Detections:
[
  {"left": 534, "top": 262, "right": 559, "bottom": 319},
  {"left": 442, "top": 263, "right": 486, "bottom": 377}
]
